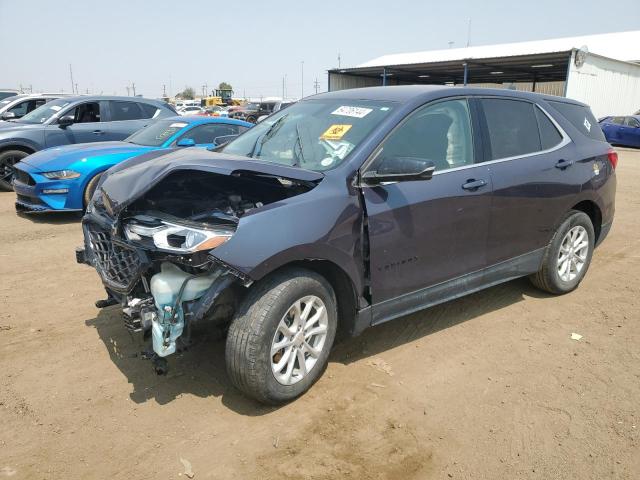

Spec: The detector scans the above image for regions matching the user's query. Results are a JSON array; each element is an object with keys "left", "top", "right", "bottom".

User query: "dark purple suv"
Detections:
[{"left": 77, "top": 86, "right": 617, "bottom": 404}]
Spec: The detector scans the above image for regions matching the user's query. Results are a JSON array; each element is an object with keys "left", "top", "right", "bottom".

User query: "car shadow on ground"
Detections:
[
  {"left": 17, "top": 210, "right": 82, "bottom": 224},
  {"left": 84, "top": 277, "right": 551, "bottom": 415}
]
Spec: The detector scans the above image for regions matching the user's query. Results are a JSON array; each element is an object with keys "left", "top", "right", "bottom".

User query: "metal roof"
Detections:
[{"left": 356, "top": 30, "right": 640, "bottom": 68}]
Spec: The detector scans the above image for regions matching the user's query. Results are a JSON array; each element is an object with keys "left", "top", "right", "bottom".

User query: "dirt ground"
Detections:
[{"left": 1, "top": 149, "right": 638, "bottom": 480}]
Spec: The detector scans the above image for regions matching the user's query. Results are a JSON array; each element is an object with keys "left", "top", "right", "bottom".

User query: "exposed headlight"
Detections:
[
  {"left": 124, "top": 220, "right": 232, "bottom": 253},
  {"left": 42, "top": 170, "right": 81, "bottom": 180}
]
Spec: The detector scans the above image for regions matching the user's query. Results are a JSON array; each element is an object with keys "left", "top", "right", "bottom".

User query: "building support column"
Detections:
[
  {"left": 463, "top": 62, "right": 469, "bottom": 86},
  {"left": 382, "top": 67, "right": 387, "bottom": 86}
]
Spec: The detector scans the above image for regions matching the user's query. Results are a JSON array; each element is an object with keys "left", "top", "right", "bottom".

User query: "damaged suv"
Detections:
[{"left": 77, "top": 86, "right": 616, "bottom": 404}]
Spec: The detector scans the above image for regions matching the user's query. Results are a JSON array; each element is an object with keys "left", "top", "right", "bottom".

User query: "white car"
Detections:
[
  {"left": 178, "top": 106, "right": 205, "bottom": 116},
  {"left": 0, "top": 93, "right": 71, "bottom": 121}
]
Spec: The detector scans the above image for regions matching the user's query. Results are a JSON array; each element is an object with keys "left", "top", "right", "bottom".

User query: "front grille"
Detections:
[
  {"left": 13, "top": 168, "right": 35, "bottom": 186},
  {"left": 87, "top": 227, "right": 143, "bottom": 292}
]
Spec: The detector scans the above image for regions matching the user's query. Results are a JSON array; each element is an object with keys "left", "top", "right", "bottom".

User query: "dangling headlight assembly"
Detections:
[{"left": 124, "top": 220, "right": 233, "bottom": 253}]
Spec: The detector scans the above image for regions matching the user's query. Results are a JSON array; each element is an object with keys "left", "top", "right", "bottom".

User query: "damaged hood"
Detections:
[{"left": 98, "top": 148, "right": 324, "bottom": 215}]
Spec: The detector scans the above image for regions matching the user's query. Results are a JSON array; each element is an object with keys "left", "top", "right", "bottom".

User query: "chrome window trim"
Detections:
[{"left": 432, "top": 101, "right": 571, "bottom": 176}]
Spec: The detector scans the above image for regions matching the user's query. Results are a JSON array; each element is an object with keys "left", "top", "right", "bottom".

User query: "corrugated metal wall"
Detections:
[
  {"left": 328, "top": 72, "right": 565, "bottom": 96},
  {"left": 328, "top": 73, "right": 383, "bottom": 91},
  {"left": 566, "top": 53, "right": 640, "bottom": 117},
  {"left": 466, "top": 81, "right": 565, "bottom": 96}
]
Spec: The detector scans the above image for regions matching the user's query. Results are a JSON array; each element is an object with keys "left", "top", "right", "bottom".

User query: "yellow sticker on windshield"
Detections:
[{"left": 321, "top": 124, "right": 352, "bottom": 140}]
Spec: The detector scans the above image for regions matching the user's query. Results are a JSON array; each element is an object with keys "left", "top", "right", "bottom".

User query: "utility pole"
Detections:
[
  {"left": 132, "top": 82, "right": 136, "bottom": 96},
  {"left": 75, "top": 83, "right": 78, "bottom": 95},
  {"left": 314, "top": 78, "right": 320, "bottom": 94},
  {"left": 282, "top": 76, "right": 285, "bottom": 100},
  {"left": 338, "top": 53, "right": 341, "bottom": 69},
  {"left": 126, "top": 85, "right": 130, "bottom": 96},
  {"left": 69, "top": 64, "right": 75, "bottom": 94},
  {"left": 162, "top": 84, "right": 167, "bottom": 97},
  {"left": 466, "top": 18, "right": 472, "bottom": 47},
  {"left": 301, "top": 61, "right": 304, "bottom": 99}
]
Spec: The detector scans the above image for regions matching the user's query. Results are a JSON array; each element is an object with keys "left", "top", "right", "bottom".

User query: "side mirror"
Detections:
[
  {"left": 1, "top": 111, "right": 16, "bottom": 120},
  {"left": 362, "top": 156, "right": 436, "bottom": 185},
  {"left": 58, "top": 115, "right": 75, "bottom": 128},
  {"left": 176, "top": 138, "right": 196, "bottom": 147}
]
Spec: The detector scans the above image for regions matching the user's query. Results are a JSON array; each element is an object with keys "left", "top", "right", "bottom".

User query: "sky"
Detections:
[{"left": 1, "top": 0, "right": 638, "bottom": 100}]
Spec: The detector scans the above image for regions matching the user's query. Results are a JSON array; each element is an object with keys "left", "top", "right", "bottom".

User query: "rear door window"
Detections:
[
  {"left": 139, "top": 102, "right": 161, "bottom": 119},
  {"left": 624, "top": 117, "right": 640, "bottom": 128},
  {"left": 548, "top": 100, "right": 606, "bottom": 141},
  {"left": 110, "top": 101, "right": 145, "bottom": 121},
  {"left": 534, "top": 106, "right": 563, "bottom": 150},
  {"left": 480, "top": 98, "right": 541, "bottom": 160}
]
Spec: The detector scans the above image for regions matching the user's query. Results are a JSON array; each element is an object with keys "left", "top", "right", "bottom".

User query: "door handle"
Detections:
[
  {"left": 555, "top": 159, "right": 573, "bottom": 169},
  {"left": 461, "top": 179, "right": 487, "bottom": 191},
  {"left": 92, "top": 130, "right": 104, "bottom": 135}
]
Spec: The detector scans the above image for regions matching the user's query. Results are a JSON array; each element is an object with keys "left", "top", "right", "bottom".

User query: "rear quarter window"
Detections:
[
  {"left": 548, "top": 101, "right": 606, "bottom": 141},
  {"left": 534, "top": 106, "right": 563, "bottom": 150}
]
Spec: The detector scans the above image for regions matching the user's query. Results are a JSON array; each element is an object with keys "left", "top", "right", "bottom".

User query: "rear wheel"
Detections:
[
  {"left": 245, "top": 115, "right": 257, "bottom": 124},
  {"left": 0, "top": 150, "right": 29, "bottom": 191},
  {"left": 83, "top": 172, "right": 103, "bottom": 209},
  {"left": 529, "top": 210, "right": 595, "bottom": 294},
  {"left": 225, "top": 268, "right": 337, "bottom": 404}
]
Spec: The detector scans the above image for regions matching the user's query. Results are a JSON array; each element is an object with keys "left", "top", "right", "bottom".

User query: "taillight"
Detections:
[{"left": 607, "top": 148, "right": 618, "bottom": 169}]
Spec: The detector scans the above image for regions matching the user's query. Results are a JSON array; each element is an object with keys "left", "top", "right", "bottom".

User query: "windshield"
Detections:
[
  {"left": 18, "top": 98, "right": 73, "bottom": 124},
  {"left": 125, "top": 119, "right": 188, "bottom": 146},
  {"left": 221, "top": 99, "right": 395, "bottom": 171}
]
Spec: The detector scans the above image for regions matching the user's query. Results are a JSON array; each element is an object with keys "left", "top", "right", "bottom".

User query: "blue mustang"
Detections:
[{"left": 13, "top": 116, "right": 252, "bottom": 212}]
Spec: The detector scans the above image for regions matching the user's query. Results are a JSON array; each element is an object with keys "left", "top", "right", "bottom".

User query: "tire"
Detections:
[
  {"left": 529, "top": 210, "right": 595, "bottom": 294},
  {"left": 83, "top": 172, "right": 103, "bottom": 209},
  {"left": 245, "top": 115, "right": 257, "bottom": 124},
  {"left": 0, "top": 149, "right": 29, "bottom": 191},
  {"left": 225, "top": 268, "right": 337, "bottom": 404}
]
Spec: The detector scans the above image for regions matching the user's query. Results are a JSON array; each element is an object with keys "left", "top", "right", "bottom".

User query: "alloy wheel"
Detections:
[
  {"left": 557, "top": 225, "right": 589, "bottom": 282},
  {"left": 270, "top": 295, "right": 329, "bottom": 386}
]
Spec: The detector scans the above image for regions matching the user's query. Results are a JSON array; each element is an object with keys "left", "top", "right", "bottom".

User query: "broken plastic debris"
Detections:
[
  {"left": 180, "top": 457, "right": 194, "bottom": 478},
  {"left": 570, "top": 333, "right": 583, "bottom": 341}
]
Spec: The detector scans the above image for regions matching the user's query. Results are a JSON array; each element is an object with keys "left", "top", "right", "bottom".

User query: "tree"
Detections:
[
  {"left": 178, "top": 87, "right": 195, "bottom": 99},
  {"left": 218, "top": 82, "right": 232, "bottom": 91}
]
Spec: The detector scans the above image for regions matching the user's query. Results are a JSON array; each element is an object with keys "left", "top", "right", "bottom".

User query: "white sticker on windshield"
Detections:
[
  {"left": 331, "top": 106, "right": 373, "bottom": 118},
  {"left": 169, "top": 122, "right": 188, "bottom": 128},
  {"left": 50, "top": 105, "right": 62, "bottom": 111}
]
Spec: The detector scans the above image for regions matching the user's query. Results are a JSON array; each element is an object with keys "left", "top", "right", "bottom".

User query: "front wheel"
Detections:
[
  {"left": 225, "top": 268, "right": 337, "bottom": 404},
  {"left": 0, "top": 150, "right": 29, "bottom": 191},
  {"left": 529, "top": 210, "right": 595, "bottom": 294}
]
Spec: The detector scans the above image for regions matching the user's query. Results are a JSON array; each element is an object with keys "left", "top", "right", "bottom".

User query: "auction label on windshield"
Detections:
[
  {"left": 321, "top": 124, "right": 352, "bottom": 140},
  {"left": 331, "top": 106, "right": 372, "bottom": 118}
]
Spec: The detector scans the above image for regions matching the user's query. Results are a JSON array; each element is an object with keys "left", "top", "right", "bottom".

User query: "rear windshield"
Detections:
[
  {"left": 125, "top": 119, "right": 188, "bottom": 146},
  {"left": 548, "top": 101, "right": 605, "bottom": 141}
]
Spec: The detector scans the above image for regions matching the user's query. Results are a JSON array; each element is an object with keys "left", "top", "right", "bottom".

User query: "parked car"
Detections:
[
  {"left": 257, "top": 101, "right": 295, "bottom": 123},
  {"left": 178, "top": 106, "right": 206, "bottom": 116},
  {"left": 0, "top": 93, "right": 71, "bottom": 121},
  {"left": 13, "top": 116, "right": 251, "bottom": 212},
  {"left": 0, "top": 95, "right": 176, "bottom": 190},
  {"left": 77, "top": 86, "right": 616, "bottom": 404},
  {"left": 229, "top": 100, "right": 280, "bottom": 123},
  {"left": 599, "top": 115, "right": 640, "bottom": 148}
]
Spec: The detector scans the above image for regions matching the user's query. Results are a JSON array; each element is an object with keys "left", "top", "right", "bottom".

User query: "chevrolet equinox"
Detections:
[{"left": 77, "top": 86, "right": 617, "bottom": 404}]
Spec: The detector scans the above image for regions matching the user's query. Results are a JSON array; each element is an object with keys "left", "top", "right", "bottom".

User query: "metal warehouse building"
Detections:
[{"left": 328, "top": 31, "right": 640, "bottom": 118}]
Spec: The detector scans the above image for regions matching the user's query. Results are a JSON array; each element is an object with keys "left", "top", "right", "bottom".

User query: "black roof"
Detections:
[{"left": 309, "top": 85, "right": 587, "bottom": 107}]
